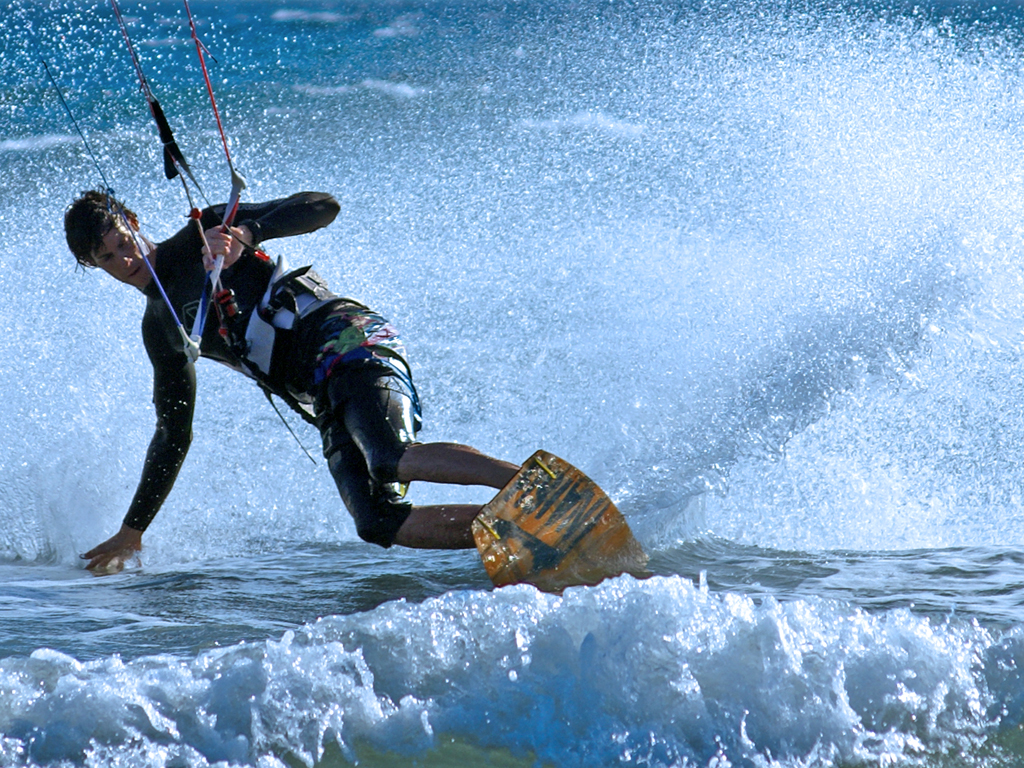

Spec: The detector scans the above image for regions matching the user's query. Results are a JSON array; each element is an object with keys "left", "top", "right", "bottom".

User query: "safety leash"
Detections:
[
  {"left": 110, "top": 0, "right": 206, "bottom": 199},
  {"left": 182, "top": 0, "right": 246, "bottom": 231}
]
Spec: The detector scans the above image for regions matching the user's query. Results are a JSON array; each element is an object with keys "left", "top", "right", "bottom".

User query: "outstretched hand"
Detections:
[{"left": 80, "top": 525, "right": 143, "bottom": 575}]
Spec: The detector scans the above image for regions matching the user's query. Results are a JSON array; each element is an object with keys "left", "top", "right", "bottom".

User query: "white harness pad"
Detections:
[{"left": 243, "top": 256, "right": 331, "bottom": 376}]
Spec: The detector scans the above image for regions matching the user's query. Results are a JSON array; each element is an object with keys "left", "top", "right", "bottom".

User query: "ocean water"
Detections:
[{"left": 4, "top": 0, "right": 1024, "bottom": 765}]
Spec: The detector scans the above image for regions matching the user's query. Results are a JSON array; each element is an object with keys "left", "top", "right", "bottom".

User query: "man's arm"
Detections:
[
  {"left": 82, "top": 347, "right": 196, "bottom": 574},
  {"left": 122, "top": 351, "right": 196, "bottom": 531},
  {"left": 203, "top": 191, "right": 340, "bottom": 248}
]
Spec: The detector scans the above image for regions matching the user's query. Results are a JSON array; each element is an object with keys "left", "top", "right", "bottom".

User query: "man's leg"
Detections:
[
  {"left": 397, "top": 442, "right": 519, "bottom": 489},
  {"left": 393, "top": 504, "right": 480, "bottom": 549},
  {"left": 324, "top": 367, "right": 520, "bottom": 549},
  {"left": 393, "top": 445, "right": 520, "bottom": 549}
]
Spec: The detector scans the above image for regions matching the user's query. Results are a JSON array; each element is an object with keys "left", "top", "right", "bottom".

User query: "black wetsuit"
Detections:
[{"left": 125, "top": 192, "right": 418, "bottom": 546}]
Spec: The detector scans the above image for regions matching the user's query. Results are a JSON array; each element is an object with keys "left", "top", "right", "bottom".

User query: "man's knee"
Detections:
[
  {"left": 353, "top": 487, "right": 412, "bottom": 548},
  {"left": 327, "top": 449, "right": 411, "bottom": 548}
]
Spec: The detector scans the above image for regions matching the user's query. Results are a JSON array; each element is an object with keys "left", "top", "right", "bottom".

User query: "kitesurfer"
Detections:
[{"left": 64, "top": 189, "right": 519, "bottom": 573}]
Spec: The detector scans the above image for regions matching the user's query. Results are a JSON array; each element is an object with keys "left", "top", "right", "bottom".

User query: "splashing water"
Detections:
[{"left": 3, "top": 0, "right": 1024, "bottom": 765}]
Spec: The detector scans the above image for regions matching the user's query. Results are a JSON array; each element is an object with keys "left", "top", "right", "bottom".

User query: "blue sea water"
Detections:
[{"left": 4, "top": 0, "right": 1024, "bottom": 764}]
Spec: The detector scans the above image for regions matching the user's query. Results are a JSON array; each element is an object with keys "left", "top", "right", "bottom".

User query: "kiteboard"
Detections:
[{"left": 472, "top": 450, "right": 649, "bottom": 593}]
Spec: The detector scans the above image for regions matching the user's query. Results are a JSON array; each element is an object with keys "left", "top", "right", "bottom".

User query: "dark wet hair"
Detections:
[{"left": 64, "top": 190, "right": 139, "bottom": 268}]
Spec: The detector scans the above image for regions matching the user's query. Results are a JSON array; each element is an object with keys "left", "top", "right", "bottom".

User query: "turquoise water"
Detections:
[{"left": 4, "top": 0, "right": 1024, "bottom": 764}]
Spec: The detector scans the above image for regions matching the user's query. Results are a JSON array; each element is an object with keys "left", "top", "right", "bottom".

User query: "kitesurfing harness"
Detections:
[
  {"left": 214, "top": 255, "right": 340, "bottom": 457},
  {"left": 238, "top": 260, "right": 336, "bottom": 377}
]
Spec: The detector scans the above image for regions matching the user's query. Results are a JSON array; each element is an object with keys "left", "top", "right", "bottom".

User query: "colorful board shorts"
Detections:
[
  {"left": 311, "top": 302, "right": 410, "bottom": 386},
  {"left": 312, "top": 304, "right": 422, "bottom": 547}
]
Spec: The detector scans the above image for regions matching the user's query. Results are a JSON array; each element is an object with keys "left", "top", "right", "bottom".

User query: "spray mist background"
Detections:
[{"left": 0, "top": 0, "right": 1022, "bottom": 560}]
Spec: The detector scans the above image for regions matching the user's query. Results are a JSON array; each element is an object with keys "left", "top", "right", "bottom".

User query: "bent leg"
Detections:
[
  {"left": 393, "top": 504, "right": 480, "bottom": 549},
  {"left": 318, "top": 366, "right": 517, "bottom": 549},
  {"left": 397, "top": 443, "right": 518, "bottom": 489},
  {"left": 326, "top": 436, "right": 412, "bottom": 547},
  {"left": 392, "top": 445, "right": 519, "bottom": 548},
  {"left": 319, "top": 368, "right": 415, "bottom": 548}
]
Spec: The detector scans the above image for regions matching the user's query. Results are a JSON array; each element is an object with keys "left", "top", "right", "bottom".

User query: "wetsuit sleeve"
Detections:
[
  {"left": 122, "top": 338, "right": 196, "bottom": 532},
  {"left": 201, "top": 191, "right": 340, "bottom": 247}
]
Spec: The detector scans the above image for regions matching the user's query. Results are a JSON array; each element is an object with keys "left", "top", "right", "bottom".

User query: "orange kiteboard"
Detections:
[{"left": 472, "top": 450, "right": 649, "bottom": 592}]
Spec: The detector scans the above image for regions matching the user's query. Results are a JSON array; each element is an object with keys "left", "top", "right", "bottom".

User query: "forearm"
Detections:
[
  {"left": 204, "top": 192, "right": 340, "bottom": 246},
  {"left": 123, "top": 423, "right": 192, "bottom": 531},
  {"left": 134, "top": 336, "right": 197, "bottom": 532}
]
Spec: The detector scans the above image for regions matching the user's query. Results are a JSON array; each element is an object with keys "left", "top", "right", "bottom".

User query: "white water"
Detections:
[{"left": 3, "top": 573, "right": 1018, "bottom": 767}]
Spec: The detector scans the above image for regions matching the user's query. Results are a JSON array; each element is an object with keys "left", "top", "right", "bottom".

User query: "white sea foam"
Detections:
[
  {"left": 292, "top": 84, "right": 357, "bottom": 97},
  {"left": 138, "top": 37, "right": 186, "bottom": 48},
  {"left": 373, "top": 14, "right": 421, "bottom": 39},
  {"left": 292, "top": 81, "right": 425, "bottom": 99},
  {"left": 361, "top": 79, "right": 426, "bottom": 99},
  {"left": 271, "top": 10, "right": 352, "bottom": 24},
  {"left": 0, "top": 578, "right": 1013, "bottom": 767}
]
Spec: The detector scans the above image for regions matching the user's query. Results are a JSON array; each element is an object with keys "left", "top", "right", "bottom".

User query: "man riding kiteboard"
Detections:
[{"left": 64, "top": 190, "right": 519, "bottom": 574}]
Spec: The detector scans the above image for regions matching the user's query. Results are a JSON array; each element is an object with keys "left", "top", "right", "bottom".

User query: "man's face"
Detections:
[{"left": 90, "top": 220, "right": 152, "bottom": 290}]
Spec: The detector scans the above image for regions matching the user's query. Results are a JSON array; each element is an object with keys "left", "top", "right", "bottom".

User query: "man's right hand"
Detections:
[
  {"left": 202, "top": 224, "right": 251, "bottom": 272},
  {"left": 80, "top": 524, "right": 143, "bottom": 575}
]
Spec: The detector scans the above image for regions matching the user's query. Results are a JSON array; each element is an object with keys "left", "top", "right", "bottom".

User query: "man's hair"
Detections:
[{"left": 64, "top": 190, "right": 139, "bottom": 268}]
